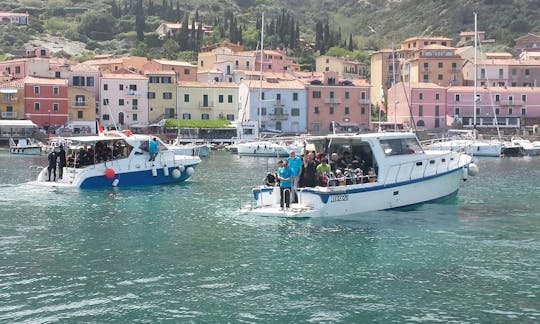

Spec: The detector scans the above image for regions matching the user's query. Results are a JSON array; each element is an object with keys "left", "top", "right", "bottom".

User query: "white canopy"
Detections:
[{"left": 0, "top": 120, "right": 38, "bottom": 129}]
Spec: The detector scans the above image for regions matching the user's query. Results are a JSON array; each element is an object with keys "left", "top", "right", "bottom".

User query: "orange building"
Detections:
[{"left": 24, "top": 76, "right": 69, "bottom": 129}]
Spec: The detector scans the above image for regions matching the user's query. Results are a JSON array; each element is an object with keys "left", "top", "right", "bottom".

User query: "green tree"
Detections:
[
  {"left": 135, "top": 0, "right": 145, "bottom": 41},
  {"left": 163, "top": 38, "right": 180, "bottom": 59},
  {"left": 77, "top": 11, "right": 117, "bottom": 41}
]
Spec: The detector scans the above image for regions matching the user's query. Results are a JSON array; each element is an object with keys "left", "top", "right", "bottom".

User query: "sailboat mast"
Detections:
[
  {"left": 258, "top": 12, "right": 264, "bottom": 139},
  {"left": 392, "top": 42, "right": 397, "bottom": 131},
  {"left": 473, "top": 12, "right": 478, "bottom": 139}
]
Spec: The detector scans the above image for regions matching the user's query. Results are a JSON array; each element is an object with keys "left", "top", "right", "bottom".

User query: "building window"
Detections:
[
  {"left": 314, "top": 106, "right": 319, "bottom": 114},
  {"left": 291, "top": 108, "right": 300, "bottom": 116},
  {"left": 15, "top": 66, "right": 21, "bottom": 74},
  {"left": 132, "top": 113, "right": 138, "bottom": 121},
  {"left": 261, "top": 92, "right": 265, "bottom": 100},
  {"left": 435, "top": 105, "right": 440, "bottom": 116},
  {"left": 454, "top": 107, "right": 460, "bottom": 115},
  {"left": 495, "top": 94, "right": 500, "bottom": 102},
  {"left": 521, "top": 108, "right": 526, "bottom": 115},
  {"left": 75, "top": 95, "right": 85, "bottom": 106},
  {"left": 161, "top": 77, "right": 172, "bottom": 83},
  {"left": 312, "top": 123, "right": 320, "bottom": 132},
  {"left": 148, "top": 92, "right": 156, "bottom": 99},
  {"left": 103, "top": 114, "right": 110, "bottom": 120},
  {"left": 259, "top": 107, "right": 266, "bottom": 116},
  {"left": 499, "top": 69, "right": 504, "bottom": 77},
  {"left": 103, "top": 84, "right": 108, "bottom": 91},
  {"left": 149, "top": 76, "right": 159, "bottom": 83},
  {"left": 344, "top": 107, "right": 349, "bottom": 115},
  {"left": 226, "top": 114, "right": 234, "bottom": 121},
  {"left": 200, "top": 60, "right": 204, "bottom": 67},
  {"left": 34, "top": 102, "right": 40, "bottom": 111},
  {"left": 361, "top": 107, "right": 365, "bottom": 114},
  {"left": 329, "top": 91, "right": 335, "bottom": 99},
  {"left": 509, "top": 108, "right": 513, "bottom": 115},
  {"left": 418, "top": 105, "right": 423, "bottom": 116},
  {"left": 202, "top": 113, "right": 209, "bottom": 120},
  {"left": 329, "top": 107, "right": 334, "bottom": 114},
  {"left": 53, "top": 87, "right": 59, "bottom": 95},
  {"left": 218, "top": 95, "right": 224, "bottom": 103},
  {"left": 495, "top": 108, "right": 500, "bottom": 115},
  {"left": 184, "top": 69, "right": 190, "bottom": 75},
  {"left": 119, "top": 84, "right": 124, "bottom": 90},
  {"left": 455, "top": 94, "right": 460, "bottom": 102},
  {"left": 163, "top": 92, "right": 172, "bottom": 99},
  {"left": 293, "top": 92, "right": 298, "bottom": 101},
  {"left": 511, "top": 68, "right": 517, "bottom": 75},
  {"left": 87, "top": 77, "right": 94, "bottom": 86},
  {"left": 438, "top": 74, "right": 443, "bottom": 80},
  {"left": 34, "top": 86, "right": 39, "bottom": 94},
  {"left": 132, "top": 99, "right": 138, "bottom": 110},
  {"left": 52, "top": 103, "right": 58, "bottom": 111},
  {"left": 184, "top": 94, "right": 189, "bottom": 102},
  {"left": 419, "top": 93, "right": 423, "bottom": 100},
  {"left": 438, "top": 62, "right": 443, "bottom": 68},
  {"left": 103, "top": 98, "right": 109, "bottom": 106},
  {"left": 312, "top": 91, "right": 321, "bottom": 99},
  {"left": 228, "top": 95, "right": 233, "bottom": 103},
  {"left": 525, "top": 69, "right": 530, "bottom": 75},
  {"left": 73, "top": 76, "right": 84, "bottom": 86},
  {"left": 361, "top": 92, "right": 366, "bottom": 100},
  {"left": 345, "top": 92, "right": 350, "bottom": 99},
  {"left": 182, "top": 113, "right": 191, "bottom": 120},
  {"left": 423, "top": 75, "right": 428, "bottom": 82},
  {"left": 521, "top": 94, "right": 527, "bottom": 102},
  {"left": 119, "top": 99, "right": 124, "bottom": 106},
  {"left": 476, "top": 107, "right": 480, "bottom": 115},
  {"left": 77, "top": 111, "right": 83, "bottom": 119},
  {"left": 435, "top": 93, "right": 440, "bottom": 100}
]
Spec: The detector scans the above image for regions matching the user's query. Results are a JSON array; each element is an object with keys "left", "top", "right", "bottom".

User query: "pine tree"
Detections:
[{"left": 348, "top": 33, "right": 354, "bottom": 51}]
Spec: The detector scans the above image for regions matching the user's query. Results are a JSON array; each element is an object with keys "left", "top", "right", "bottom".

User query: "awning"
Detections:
[
  {"left": 0, "top": 120, "right": 38, "bottom": 128},
  {"left": 129, "top": 124, "right": 147, "bottom": 128},
  {"left": 336, "top": 121, "right": 358, "bottom": 127},
  {"left": 0, "top": 88, "right": 17, "bottom": 94}
]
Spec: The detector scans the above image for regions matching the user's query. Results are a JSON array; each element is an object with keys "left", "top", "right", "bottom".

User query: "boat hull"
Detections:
[
  {"left": 9, "top": 147, "right": 42, "bottom": 155},
  {"left": 236, "top": 141, "right": 303, "bottom": 157},
  {"left": 242, "top": 168, "right": 466, "bottom": 218}
]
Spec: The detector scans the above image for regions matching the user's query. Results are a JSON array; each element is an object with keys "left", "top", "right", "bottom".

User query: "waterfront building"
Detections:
[
  {"left": 0, "top": 58, "right": 29, "bottom": 80},
  {"left": 402, "top": 44, "right": 464, "bottom": 87},
  {"left": 0, "top": 79, "right": 25, "bottom": 120},
  {"left": 303, "top": 71, "right": 371, "bottom": 134},
  {"left": 145, "top": 70, "right": 177, "bottom": 122},
  {"left": 514, "top": 33, "right": 540, "bottom": 55},
  {"left": 238, "top": 75, "right": 307, "bottom": 133},
  {"left": 197, "top": 44, "right": 255, "bottom": 75},
  {"left": 176, "top": 81, "right": 238, "bottom": 122},
  {"left": 370, "top": 49, "right": 400, "bottom": 107},
  {"left": 23, "top": 76, "right": 69, "bottom": 128},
  {"left": 67, "top": 86, "right": 97, "bottom": 134},
  {"left": 100, "top": 72, "right": 149, "bottom": 129}
]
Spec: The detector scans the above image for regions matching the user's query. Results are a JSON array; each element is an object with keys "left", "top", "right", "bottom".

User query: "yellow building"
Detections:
[
  {"left": 68, "top": 86, "right": 96, "bottom": 133},
  {"left": 198, "top": 46, "right": 256, "bottom": 72},
  {"left": 0, "top": 79, "right": 25, "bottom": 120},
  {"left": 177, "top": 81, "right": 239, "bottom": 121},
  {"left": 315, "top": 55, "right": 367, "bottom": 80},
  {"left": 145, "top": 70, "right": 177, "bottom": 123}
]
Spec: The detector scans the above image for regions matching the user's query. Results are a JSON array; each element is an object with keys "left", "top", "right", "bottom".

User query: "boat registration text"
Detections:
[{"left": 330, "top": 194, "right": 349, "bottom": 202}]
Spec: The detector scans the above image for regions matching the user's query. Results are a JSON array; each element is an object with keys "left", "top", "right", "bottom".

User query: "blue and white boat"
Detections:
[
  {"left": 29, "top": 130, "right": 201, "bottom": 189},
  {"left": 241, "top": 132, "right": 478, "bottom": 218}
]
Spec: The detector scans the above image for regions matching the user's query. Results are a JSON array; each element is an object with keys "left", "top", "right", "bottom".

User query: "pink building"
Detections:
[
  {"left": 100, "top": 72, "right": 149, "bottom": 129},
  {"left": 0, "top": 58, "right": 29, "bottom": 80},
  {"left": 304, "top": 71, "right": 371, "bottom": 135},
  {"left": 252, "top": 49, "right": 296, "bottom": 74}
]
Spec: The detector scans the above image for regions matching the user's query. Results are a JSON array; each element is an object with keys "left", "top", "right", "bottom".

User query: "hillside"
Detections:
[{"left": 1, "top": 0, "right": 539, "bottom": 59}]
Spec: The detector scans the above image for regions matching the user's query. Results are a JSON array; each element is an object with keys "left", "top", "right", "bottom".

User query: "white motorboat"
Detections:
[
  {"left": 28, "top": 130, "right": 201, "bottom": 189},
  {"left": 9, "top": 138, "right": 43, "bottom": 155},
  {"left": 511, "top": 137, "right": 540, "bottom": 156},
  {"left": 167, "top": 140, "right": 212, "bottom": 157},
  {"left": 235, "top": 138, "right": 305, "bottom": 157},
  {"left": 241, "top": 132, "right": 478, "bottom": 218}
]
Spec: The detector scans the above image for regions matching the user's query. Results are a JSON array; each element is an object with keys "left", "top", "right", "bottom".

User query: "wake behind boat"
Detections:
[
  {"left": 241, "top": 132, "right": 478, "bottom": 218},
  {"left": 28, "top": 130, "right": 201, "bottom": 189}
]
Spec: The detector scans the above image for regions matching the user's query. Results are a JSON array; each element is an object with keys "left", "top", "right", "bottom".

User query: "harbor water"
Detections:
[{"left": 0, "top": 151, "right": 538, "bottom": 322}]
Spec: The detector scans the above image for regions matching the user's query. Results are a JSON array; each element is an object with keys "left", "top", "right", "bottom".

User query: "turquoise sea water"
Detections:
[{"left": 0, "top": 151, "right": 538, "bottom": 323}]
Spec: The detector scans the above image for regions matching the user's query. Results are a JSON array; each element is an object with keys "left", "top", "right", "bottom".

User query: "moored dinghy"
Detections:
[
  {"left": 28, "top": 130, "right": 201, "bottom": 189},
  {"left": 241, "top": 132, "right": 478, "bottom": 218}
]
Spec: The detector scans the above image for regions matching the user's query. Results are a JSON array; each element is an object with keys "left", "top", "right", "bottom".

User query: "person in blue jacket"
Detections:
[
  {"left": 287, "top": 150, "right": 302, "bottom": 202},
  {"left": 276, "top": 159, "right": 292, "bottom": 209},
  {"left": 148, "top": 137, "right": 158, "bottom": 161}
]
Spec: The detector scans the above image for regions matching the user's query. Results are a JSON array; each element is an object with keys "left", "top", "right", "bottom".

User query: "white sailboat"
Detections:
[
  {"left": 235, "top": 13, "right": 304, "bottom": 157},
  {"left": 426, "top": 13, "right": 524, "bottom": 157}
]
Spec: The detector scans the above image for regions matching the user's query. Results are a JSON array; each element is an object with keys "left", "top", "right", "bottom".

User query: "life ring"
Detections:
[{"left": 120, "top": 130, "right": 133, "bottom": 136}]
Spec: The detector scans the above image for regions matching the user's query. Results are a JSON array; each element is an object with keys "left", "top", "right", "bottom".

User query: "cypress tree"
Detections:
[{"left": 135, "top": 0, "right": 145, "bottom": 41}]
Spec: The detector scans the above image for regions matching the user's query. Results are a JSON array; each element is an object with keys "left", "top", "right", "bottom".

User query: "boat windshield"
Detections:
[{"left": 380, "top": 137, "right": 423, "bottom": 156}]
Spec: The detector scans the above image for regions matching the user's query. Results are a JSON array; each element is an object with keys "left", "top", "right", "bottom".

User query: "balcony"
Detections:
[
  {"left": 199, "top": 101, "right": 214, "bottom": 109},
  {"left": 127, "top": 89, "right": 141, "bottom": 96},
  {"left": 269, "top": 113, "right": 289, "bottom": 120},
  {"left": 359, "top": 98, "right": 371, "bottom": 104},
  {"left": 273, "top": 99, "right": 285, "bottom": 107},
  {"left": 324, "top": 98, "right": 342, "bottom": 104},
  {"left": 74, "top": 101, "right": 88, "bottom": 108},
  {"left": 0, "top": 96, "right": 18, "bottom": 102},
  {"left": 1, "top": 111, "right": 17, "bottom": 119},
  {"left": 421, "top": 68, "right": 431, "bottom": 73},
  {"left": 449, "top": 68, "right": 461, "bottom": 73}
]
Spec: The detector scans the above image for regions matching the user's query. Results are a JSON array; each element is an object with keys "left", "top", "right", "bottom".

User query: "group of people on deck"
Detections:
[
  {"left": 47, "top": 145, "right": 66, "bottom": 181},
  {"left": 266, "top": 150, "right": 377, "bottom": 209}
]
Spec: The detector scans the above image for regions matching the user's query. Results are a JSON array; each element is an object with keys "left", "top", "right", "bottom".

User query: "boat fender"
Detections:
[
  {"left": 163, "top": 165, "right": 169, "bottom": 176},
  {"left": 104, "top": 168, "right": 115, "bottom": 179},
  {"left": 186, "top": 166, "right": 195, "bottom": 176},
  {"left": 171, "top": 168, "right": 182, "bottom": 179},
  {"left": 462, "top": 167, "right": 468, "bottom": 181},
  {"left": 178, "top": 164, "right": 185, "bottom": 172},
  {"left": 152, "top": 166, "right": 158, "bottom": 177},
  {"left": 112, "top": 179, "right": 119, "bottom": 187},
  {"left": 468, "top": 163, "right": 479, "bottom": 177}
]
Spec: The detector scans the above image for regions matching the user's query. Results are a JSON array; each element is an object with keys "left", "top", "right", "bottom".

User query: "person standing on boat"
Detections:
[
  {"left": 57, "top": 145, "right": 66, "bottom": 180},
  {"left": 287, "top": 151, "right": 302, "bottom": 202},
  {"left": 276, "top": 160, "right": 292, "bottom": 209},
  {"left": 47, "top": 150, "right": 57, "bottom": 181},
  {"left": 148, "top": 137, "right": 158, "bottom": 161},
  {"left": 299, "top": 152, "right": 317, "bottom": 187}
]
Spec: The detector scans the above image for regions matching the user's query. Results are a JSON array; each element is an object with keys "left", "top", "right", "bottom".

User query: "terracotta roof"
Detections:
[
  {"left": 152, "top": 59, "right": 196, "bottom": 67},
  {"left": 0, "top": 78, "right": 25, "bottom": 88},
  {"left": 179, "top": 81, "right": 239, "bottom": 88}
]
